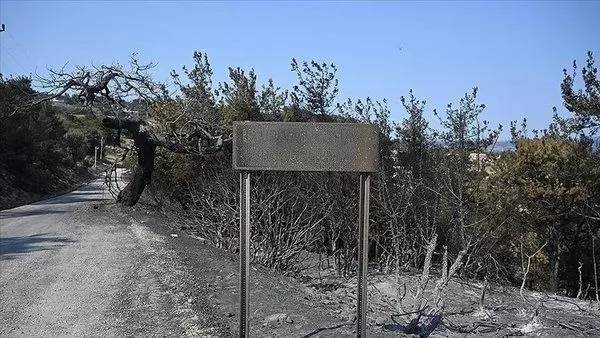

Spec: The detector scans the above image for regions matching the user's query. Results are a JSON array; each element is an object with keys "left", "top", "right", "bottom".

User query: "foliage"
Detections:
[
  {"left": 219, "top": 67, "right": 260, "bottom": 126},
  {"left": 398, "top": 90, "right": 430, "bottom": 177},
  {"left": 0, "top": 76, "right": 68, "bottom": 188},
  {"left": 259, "top": 79, "right": 287, "bottom": 119},
  {"left": 170, "top": 51, "right": 221, "bottom": 133},
  {"left": 488, "top": 134, "right": 600, "bottom": 294},
  {"left": 291, "top": 59, "right": 338, "bottom": 115},
  {"left": 560, "top": 51, "right": 600, "bottom": 134},
  {"left": 0, "top": 76, "right": 96, "bottom": 208}
]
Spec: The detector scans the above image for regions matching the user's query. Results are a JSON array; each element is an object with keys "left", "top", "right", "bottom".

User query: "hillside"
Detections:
[{"left": 132, "top": 200, "right": 600, "bottom": 337}]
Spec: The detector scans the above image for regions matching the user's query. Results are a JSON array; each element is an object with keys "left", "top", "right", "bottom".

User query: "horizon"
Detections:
[{"left": 1, "top": 1, "right": 599, "bottom": 138}]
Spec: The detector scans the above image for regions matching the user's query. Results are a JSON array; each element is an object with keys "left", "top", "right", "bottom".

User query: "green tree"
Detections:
[
  {"left": 490, "top": 135, "right": 600, "bottom": 294},
  {"left": 171, "top": 51, "right": 220, "bottom": 130},
  {"left": 0, "top": 76, "right": 80, "bottom": 208},
  {"left": 291, "top": 59, "right": 338, "bottom": 115},
  {"left": 398, "top": 90, "right": 430, "bottom": 178},
  {"left": 559, "top": 51, "right": 600, "bottom": 134},
  {"left": 436, "top": 87, "right": 501, "bottom": 159},
  {"left": 433, "top": 88, "right": 503, "bottom": 281},
  {"left": 259, "top": 79, "right": 287, "bottom": 119},
  {"left": 64, "top": 130, "right": 89, "bottom": 164},
  {"left": 0, "top": 76, "right": 68, "bottom": 173},
  {"left": 219, "top": 67, "right": 260, "bottom": 125}
]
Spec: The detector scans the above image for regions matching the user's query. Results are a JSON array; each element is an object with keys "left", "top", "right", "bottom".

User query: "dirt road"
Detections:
[{"left": 0, "top": 176, "right": 231, "bottom": 336}]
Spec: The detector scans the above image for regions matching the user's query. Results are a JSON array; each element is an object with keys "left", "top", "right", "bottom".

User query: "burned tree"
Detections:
[{"left": 33, "top": 54, "right": 230, "bottom": 206}]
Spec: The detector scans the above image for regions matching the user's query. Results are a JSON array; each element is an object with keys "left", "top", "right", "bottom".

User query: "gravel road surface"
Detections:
[{"left": 0, "top": 176, "right": 228, "bottom": 337}]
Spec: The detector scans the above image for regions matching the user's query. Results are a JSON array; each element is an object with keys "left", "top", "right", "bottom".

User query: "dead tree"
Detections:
[
  {"left": 31, "top": 55, "right": 231, "bottom": 206},
  {"left": 519, "top": 240, "right": 548, "bottom": 304}
]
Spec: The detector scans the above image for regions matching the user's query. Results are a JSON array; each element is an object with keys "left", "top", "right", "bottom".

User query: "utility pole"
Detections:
[{"left": 94, "top": 146, "right": 98, "bottom": 168}]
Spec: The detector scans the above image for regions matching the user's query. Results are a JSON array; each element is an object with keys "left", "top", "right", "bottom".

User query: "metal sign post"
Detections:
[
  {"left": 239, "top": 171, "right": 251, "bottom": 338},
  {"left": 357, "top": 173, "right": 370, "bottom": 337},
  {"left": 233, "top": 122, "right": 379, "bottom": 338}
]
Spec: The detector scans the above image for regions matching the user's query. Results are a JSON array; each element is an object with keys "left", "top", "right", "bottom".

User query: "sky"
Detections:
[{"left": 1, "top": 1, "right": 599, "bottom": 138}]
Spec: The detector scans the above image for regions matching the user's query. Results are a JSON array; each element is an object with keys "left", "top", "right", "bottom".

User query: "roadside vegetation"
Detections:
[{"left": 0, "top": 76, "right": 107, "bottom": 209}]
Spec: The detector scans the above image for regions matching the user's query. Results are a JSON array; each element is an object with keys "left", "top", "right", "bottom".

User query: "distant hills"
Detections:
[{"left": 492, "top": 140, "right": 515, "bottom": 153}]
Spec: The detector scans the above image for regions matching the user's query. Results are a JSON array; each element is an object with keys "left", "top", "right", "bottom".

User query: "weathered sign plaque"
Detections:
[
  {"left": 233, "top": 121, "right": 379, "bottom": 338},
  {"left": 233, "top": 122, "right": 379, "bottom": 172}
]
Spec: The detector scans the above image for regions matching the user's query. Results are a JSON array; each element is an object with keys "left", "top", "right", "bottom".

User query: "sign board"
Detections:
[
  {"left": 233, "top": 122, "right": 379, "bottom": 172},
  {"left": 233, "top": 121, "right": 379, "bottom": 338}
]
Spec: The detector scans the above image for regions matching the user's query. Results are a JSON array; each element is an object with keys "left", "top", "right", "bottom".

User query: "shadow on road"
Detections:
[
  {"left": 67, "top": 191, "right": 102, "bottom": 196},
  {"left": 0, "top": 209, "right": 68, "bottom": 220},
  {"left": 0, "top": 233, "right": 75, "bottom": 259},
  {"left": 33, "top": 198, "right": 105, "bottom": 205}
]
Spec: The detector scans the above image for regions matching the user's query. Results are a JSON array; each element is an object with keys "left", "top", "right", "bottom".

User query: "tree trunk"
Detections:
[
  {"left": 567, "top": 221, "right": 585, "bottom": 297},
  {"left": 100, "top": 115, "right": 229, "bottom": 207},
  {"left": 549, "top": 242, "right": 561, "bottom": 293},
  {"left": 548, "top": 226, "right": 562, "bottom": 293},
  {"left": 117, "top": 131, "right": 156, "bottom": 206}
]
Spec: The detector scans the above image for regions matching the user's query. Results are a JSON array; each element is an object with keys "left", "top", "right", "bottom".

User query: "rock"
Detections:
[
  {"left": 347, "top": 313, "right": 356, "bottom": 323},
  {"left": 263, "top": 313, "right": 293, "bottom": 326},
  {"left": 375, "top": 316, "right": 387, "bottom": 325},
  {"left": 170, "top": 233, "right": 178, "bottom": 238}
]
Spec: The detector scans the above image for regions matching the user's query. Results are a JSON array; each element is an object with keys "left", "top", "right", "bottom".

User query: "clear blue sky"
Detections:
[{"left": 1, "top": 1, "right": 599, "bottom": 137}]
